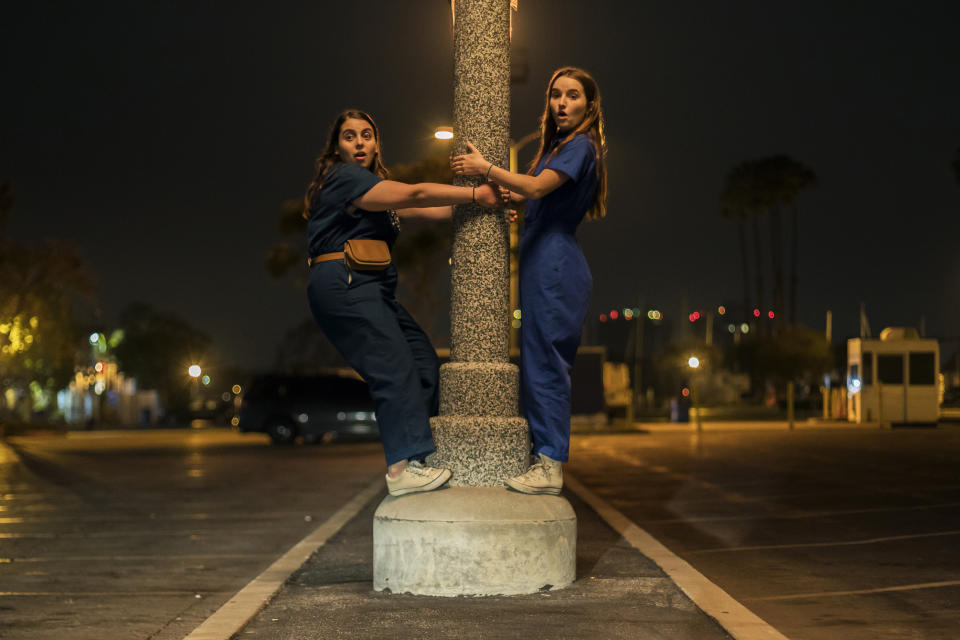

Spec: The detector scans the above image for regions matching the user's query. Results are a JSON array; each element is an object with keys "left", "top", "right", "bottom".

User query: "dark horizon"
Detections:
[{"left": 3, "top": 0, "right": 959, "bottom": 370}]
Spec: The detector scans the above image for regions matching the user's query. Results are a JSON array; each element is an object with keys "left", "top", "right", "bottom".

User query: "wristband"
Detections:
[{"left": 485, "top": 163, "right": 494, "bottom": 180}]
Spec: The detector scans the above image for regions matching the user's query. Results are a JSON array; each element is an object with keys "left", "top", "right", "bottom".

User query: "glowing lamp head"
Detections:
[
  {"left": 688, "top": 356, "right": 700, "bottom": 369},
  {"left": 188, "top": 365, "right": 202, "bottom": 378},
  {"left": 434, "top": 126, "right": 454, "bottom": 140}
]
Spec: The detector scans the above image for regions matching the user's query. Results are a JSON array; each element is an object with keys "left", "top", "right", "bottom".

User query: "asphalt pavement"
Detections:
[{"left": 2, "top": 423, "right": 959, "bottom": 639}]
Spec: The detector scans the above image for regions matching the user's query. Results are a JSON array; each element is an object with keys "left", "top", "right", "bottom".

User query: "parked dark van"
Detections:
[{"left": 237, "top": 371, "right": 378, "bottom": 445}]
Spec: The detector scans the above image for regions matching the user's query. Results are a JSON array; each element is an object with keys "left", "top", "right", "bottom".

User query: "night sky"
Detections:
[{"left": 3, "top": 1, "right": 959, "bottom": 370}]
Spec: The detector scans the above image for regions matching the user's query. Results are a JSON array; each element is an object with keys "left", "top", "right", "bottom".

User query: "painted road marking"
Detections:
[
  {"left": 182, "top": 474, "right": 384, "bottom": 640},
  {"left": 689, "top": 529, "right": 960, "bottom": 553},
  {"left": 751, "top": 580, "right": 960, "bottom": 601},
  {"left": 565, "top": 472, "right": 791, "bottom": 640}
]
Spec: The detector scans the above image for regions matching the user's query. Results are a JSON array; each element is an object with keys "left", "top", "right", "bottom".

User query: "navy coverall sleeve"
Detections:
[
  {"left": 544, "top": 136, "right": 594, "bottom": 183},
  {"left": 322, "top": 164, "right": 383, "bottom": 217}
]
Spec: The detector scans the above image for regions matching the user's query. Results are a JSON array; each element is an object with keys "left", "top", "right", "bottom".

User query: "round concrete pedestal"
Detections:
[{"left": 373, "top": 486, "right": 576, "bottom": 596}]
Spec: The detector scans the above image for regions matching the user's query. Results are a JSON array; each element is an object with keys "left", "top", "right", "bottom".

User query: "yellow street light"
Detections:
[
  {"left": 688, "top": 356, "right": 700, "bottom": 369},
  {"left": 434, "top": 126, "right": 454, "bottom": 140},
  {"left": 188, "top": 364, "right": 202, "bottom": 378}
]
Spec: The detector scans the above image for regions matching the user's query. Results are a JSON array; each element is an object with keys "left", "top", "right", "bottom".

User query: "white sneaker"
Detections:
[
  {"left": 385, "top": 460, "right": 452, "bottom": 496},
  {"left": 505, "top": 453, "right": 562, "bottom": 495}
]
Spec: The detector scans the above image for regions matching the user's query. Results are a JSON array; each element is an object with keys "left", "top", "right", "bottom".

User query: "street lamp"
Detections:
[
  {"left": 188, "top": 365, "right": 201, "bottom": 378},
  {"left": 688, "top": 356, "right": 702, "bottom": 432}
]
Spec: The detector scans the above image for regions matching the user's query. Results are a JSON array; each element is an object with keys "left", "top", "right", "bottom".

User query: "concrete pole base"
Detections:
[{"left": 373, "top": 486, "right": 576, "bottom": 596}]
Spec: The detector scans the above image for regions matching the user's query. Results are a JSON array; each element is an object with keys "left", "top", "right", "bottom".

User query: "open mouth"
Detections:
[{"left": 354, "top": 152, "right": 367, "bottom": 161}]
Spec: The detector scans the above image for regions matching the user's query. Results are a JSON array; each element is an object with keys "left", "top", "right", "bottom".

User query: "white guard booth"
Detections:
[{"left": 847, "top": 327, "right": 939, "bottom": 424}]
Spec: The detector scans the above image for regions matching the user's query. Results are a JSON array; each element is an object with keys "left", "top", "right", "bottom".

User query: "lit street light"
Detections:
[{"left": 188, "top": 364, "right": 201, "bottom": 378}]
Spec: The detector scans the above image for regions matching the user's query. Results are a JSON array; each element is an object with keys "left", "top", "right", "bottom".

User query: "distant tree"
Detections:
[
  {"left": 0, "top": 183, "right": 99, "bottom": 420},
  {"left": 273, "top": 318, "right": 347, "bottom": 373},
  {"left": 754, "top": 156, "right": 817, "bottom": 326},
  {"left": 721, "top": 161, "right": 766, "bottom": 329},
  {"left": 112, "top": 302, "right": 212, "bottom": 415},
  {"left": 721, "top": 156, "right": 816, "bottom": 329}
]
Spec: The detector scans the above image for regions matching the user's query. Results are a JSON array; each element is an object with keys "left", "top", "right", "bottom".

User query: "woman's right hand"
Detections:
[{"left": 474, "top": 183, "right": 502, "bottom": 208}]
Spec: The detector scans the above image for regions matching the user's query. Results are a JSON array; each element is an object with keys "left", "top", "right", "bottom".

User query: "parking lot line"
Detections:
[
  {"left": 751, "top": 580, "right": 960, "bottom": 601},
  {"left": 182, "top": 474, "right": 384, "bottom": 640},
  {"left": 565, "top": 472, "right": 791, "bottom": 640}
]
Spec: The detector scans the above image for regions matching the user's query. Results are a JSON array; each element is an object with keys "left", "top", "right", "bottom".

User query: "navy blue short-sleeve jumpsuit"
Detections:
[
  {"left": 520, "top": 134, "right": 597, "bottom": 463},
  {"left": 305, "top": 163, "right": 440, "bottom": 466}
]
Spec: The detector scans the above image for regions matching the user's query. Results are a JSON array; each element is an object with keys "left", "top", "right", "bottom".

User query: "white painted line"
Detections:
[
  {"left": 565, "top": 472, "right": 790, "bottom": 640},
  {"left": 751, "top": 580, "right": 960, "bottom": 601},
  {"left": 690, "top": 529, "right": 960, "bottom": 553},
  {"left": 183, "top": 475, "right": 384, "bottom": 640}
]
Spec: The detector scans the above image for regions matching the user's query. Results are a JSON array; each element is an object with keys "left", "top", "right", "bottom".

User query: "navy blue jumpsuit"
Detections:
[
  {"left": 520, "top": 134, "right": 597, "bottom": 462},
  {"left": 305, "top": 163, "right": 440, "bottom": 466}
]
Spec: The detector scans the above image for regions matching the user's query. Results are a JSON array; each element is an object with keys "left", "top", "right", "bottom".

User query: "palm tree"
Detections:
[
  {"left": 720, "top": 165, "right": 755, "bottom": 322},
  {"left": 755, "top": 156, "right": 817, "bottom": 326}
]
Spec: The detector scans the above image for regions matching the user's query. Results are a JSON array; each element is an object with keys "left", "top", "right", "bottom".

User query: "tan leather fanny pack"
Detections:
[{"left": 309, "top": 238, "right": 391, "bottom": 271}]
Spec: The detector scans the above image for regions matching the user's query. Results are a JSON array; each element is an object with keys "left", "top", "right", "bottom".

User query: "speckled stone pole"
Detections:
[{"left": 373, "top": 0, "right": 576, "bottom": 596}]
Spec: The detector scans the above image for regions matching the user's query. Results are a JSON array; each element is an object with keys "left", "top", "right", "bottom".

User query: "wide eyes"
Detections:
[{"left": 342, "top": 130, "right": 374, "bottom": 141}]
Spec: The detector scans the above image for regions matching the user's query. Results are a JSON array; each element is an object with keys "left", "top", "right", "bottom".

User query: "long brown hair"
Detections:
[
  {"left": 528, "top": 67, "right": 608, "bottom": 220},
  {"left": 303, "top": 109, "right": 390, "bottom": 215}
]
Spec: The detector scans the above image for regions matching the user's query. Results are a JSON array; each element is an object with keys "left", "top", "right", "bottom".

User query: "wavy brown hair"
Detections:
[
  {"left": 528, "top": 67, "right": 607, "bottom": 220},
  {"left": 303, "top": 110, "right": 390, "bottom": 216}
]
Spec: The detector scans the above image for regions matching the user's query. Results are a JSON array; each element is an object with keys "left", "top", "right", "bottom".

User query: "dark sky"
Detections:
[{"left": 3, "top": 1, "right": 959, "bottom": 370}]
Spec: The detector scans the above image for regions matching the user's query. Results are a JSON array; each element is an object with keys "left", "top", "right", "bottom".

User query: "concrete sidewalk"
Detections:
[{"left": 232, "top": 489, "right": 735, "bottom": 640}]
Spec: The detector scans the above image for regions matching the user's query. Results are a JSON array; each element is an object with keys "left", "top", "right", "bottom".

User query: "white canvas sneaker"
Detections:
[
  {"left": 385, "top": 460, "right": 452, "bottom": 497},
  {"left": 505, "top": 453, "right": 562, "bottom": 495}
]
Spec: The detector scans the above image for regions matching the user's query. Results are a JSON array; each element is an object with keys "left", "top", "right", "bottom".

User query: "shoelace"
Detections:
[
  {"left": 406, "top": 461, "right": 431, "bottom": 477},
  {"left": 526, "top": 462, "right": 549, "bottom": 479}
]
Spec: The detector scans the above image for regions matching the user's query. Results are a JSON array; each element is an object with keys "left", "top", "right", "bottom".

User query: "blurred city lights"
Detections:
[
  {"left": 231, "top": 416, "right": 240, "bottom": 427},
  {"left": 688, "top": 356, "right": 700, "bottom": 369},
  {"left": 232, "top": 384, "right": 242, "bottom": 395},
  {"left": 753, "top": 308, "right": 761, "bottom": 317},
  {"left": 693, "top": 311, "right": 701, "bottom": 320},
  {"left": 647, "top": 310, "right": 662, "bottom": 320},
  {"left": 740, "top": 323, "right": 750, "bottom": 333},
  {"left": 768, "top": 310, "right": 775, "bottom": 319},
  {"left": 718, "top": 305, "right": 726, "bottom": 315},
  {"left": 610, "top": 310, "right": 619, "bottom": 320},
  {"left": 511, "top": 319, "right": 521, "bottom": 328},
  {"left": 94, "top": 361, "right": 104, "bottom": 373},
  {"left": 599, "top": 314, "right": 608, "bottom": 323},
  {"left": 681, "top": 387, "right": 690, "bottom": 397},
  {"left": 201, "top": 375, "right": 211, "bottom": 386},
  {"left": 728, "top": 324, "right": 736, "bottom": 333},
  {"left": 89, "top": 333, "right": 100, "bottom": 345},
  {"left": 188, "top": 365, "right": 201, "bottom": 378},
  {"left": 434, "top": 126, "right": 454, "bottom": 140},
  {"left": 513, "top": 309, "right": 521, "bottom": 320},
  {"left": 623, "top": 308, "right": 634, "bottom": 320}
]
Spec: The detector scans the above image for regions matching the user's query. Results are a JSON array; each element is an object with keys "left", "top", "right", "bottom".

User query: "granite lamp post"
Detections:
[{"left": 372, "top": 0, "right": 576, "bottom": 596}]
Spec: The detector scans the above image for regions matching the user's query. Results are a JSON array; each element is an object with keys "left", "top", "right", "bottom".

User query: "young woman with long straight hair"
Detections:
[
  {"left": 452, "top": 66, "right": 608, "bottom": 495},
  {"left": 305, "top": 109, "right": 503, "bottom": 496}
]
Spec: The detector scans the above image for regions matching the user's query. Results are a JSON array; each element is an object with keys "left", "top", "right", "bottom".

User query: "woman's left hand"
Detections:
[{"left": 451, "top": 141, "right": 490, "bottom": 177}]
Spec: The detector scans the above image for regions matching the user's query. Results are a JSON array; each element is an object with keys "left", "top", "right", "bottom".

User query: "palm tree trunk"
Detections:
[
  {"left": 738, "top": 219, "right": 750, "bottom": 319},
  {"left": 789, "top": 203, "right": 798, "bottom": 325},
  {"left": 770, "top": 205, "right": 785, "bottom": 331},
  {"left": 751, "top": 214, "right": 764, "bottom": 335}
]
